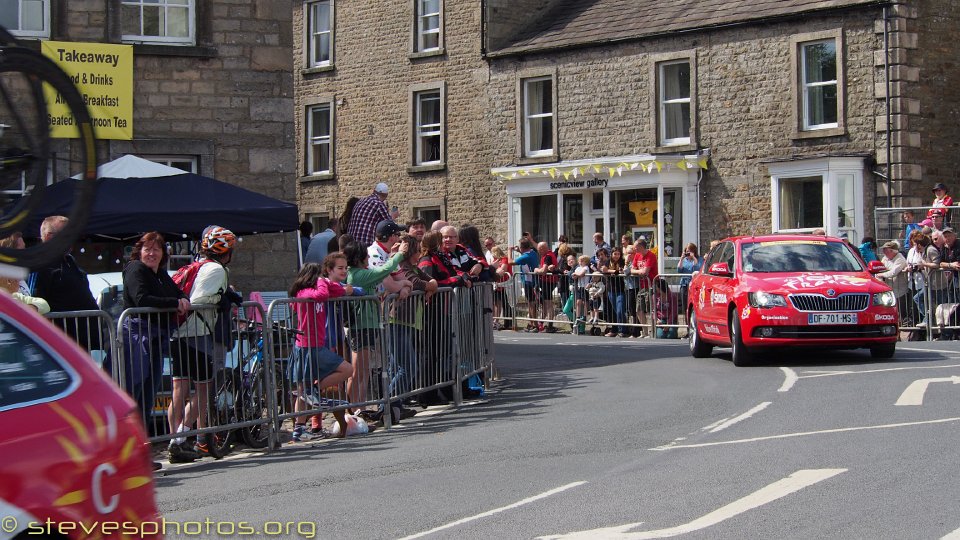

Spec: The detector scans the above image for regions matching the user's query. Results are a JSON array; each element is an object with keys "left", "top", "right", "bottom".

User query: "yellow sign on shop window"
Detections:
[{"left": 41, "top": 41, "right": 133, "bottom": 140}]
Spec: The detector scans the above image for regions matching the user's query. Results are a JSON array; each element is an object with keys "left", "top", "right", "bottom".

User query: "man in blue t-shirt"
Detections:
[{"left": 511, "top": 238, "right": 540, "bottom": 332}]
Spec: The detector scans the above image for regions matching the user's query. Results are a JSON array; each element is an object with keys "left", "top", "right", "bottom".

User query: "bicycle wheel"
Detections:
[
  {"left": 0, "top": 46, "right": 97, "bottom": 270},
  {"left": 240, "top": 366, "right": 278, "bottom": 449},
  {"left": 210, "top": 368, "right": 240, "bottom": 456}
]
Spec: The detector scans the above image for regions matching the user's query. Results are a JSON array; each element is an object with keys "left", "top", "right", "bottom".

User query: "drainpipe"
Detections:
[{"left": 883, "top": 5, "right": 892, "bottom": 208}]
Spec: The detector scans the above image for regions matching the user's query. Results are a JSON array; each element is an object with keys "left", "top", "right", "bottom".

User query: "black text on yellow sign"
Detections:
[{"left": 41, "top": 41, "right": 133, "bottom": 140}]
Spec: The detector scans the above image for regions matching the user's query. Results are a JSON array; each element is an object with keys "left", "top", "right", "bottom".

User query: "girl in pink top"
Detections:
[{"left": 287, "top": 254, "right": 353, "bottom": 439}]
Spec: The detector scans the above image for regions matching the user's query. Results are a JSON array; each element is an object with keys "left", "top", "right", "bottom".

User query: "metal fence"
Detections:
[
  {"left": 875, "top": 206, "right": 956, "bottom": 248},
  {"left": 499, "top": 270, "right": 690, "bottom": 339},
  {"left": 43, "top": 284, "right": 496, "bottom": 455}
]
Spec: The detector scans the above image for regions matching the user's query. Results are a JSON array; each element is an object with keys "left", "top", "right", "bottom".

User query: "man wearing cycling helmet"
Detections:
[{"left": 167, "top": 226, "right": 237, "bottom": 463}]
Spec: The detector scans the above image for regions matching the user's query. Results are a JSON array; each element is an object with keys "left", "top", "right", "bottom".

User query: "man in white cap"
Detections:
[{"left": 347, "top": 182, "right": 392, "bottom": 247}]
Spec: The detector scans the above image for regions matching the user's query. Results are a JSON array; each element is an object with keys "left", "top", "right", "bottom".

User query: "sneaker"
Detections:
[
  {"left": 294, "top": 428, "right": 321, "bottom": 442},
  {"left": 618, "top": 333, "right": 630, "bottom": 338},
  {"left": 524, "top": 325, "right": 539, "bottom": 333},
  {"left": 194, "top": 433, "right": 223, "bottom": 460},
  {"left": 168, "top": 442, "right": 198, "bottom": 464},
  {"left": 537, "top": 323, "right": 545, "bottom": 332},
  {"left": 291, "top": 425, "right": 305, "bottom": 442},
  {"left": 301, "top": 391, "right": 321, "bottom": 408},
  {"left": 545, "top": 326, "right": 558, "bottom": 333}
]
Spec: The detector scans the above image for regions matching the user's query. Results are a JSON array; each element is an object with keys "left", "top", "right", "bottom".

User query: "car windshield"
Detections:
[{"left": 741, "top": 240, "right": 864, "bottom": 273}]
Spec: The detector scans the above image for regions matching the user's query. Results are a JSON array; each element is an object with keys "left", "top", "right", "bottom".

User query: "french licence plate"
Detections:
[{"left": 808, "top": 313, "right": 858, "bottom": 325}]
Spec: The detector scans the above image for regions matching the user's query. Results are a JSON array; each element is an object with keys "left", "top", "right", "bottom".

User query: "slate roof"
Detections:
[{"left": 489, "top": 0, "right": 888, "bottom": 56}]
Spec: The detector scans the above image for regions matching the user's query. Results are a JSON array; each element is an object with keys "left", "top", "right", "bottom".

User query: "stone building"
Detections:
[
  {"left": 8, "top": 0, "right": 297, "bottom": 292},
  {"left": 295, "top": 0, "right": 959, "bottom": 270}
]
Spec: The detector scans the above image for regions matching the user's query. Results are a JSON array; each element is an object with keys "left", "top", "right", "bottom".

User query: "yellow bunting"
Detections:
[
  {"left": 654, "top": 161, "right": 663, "bottom": 172},
  {"left": 548, "top": 168, "right": 556, "bottom": 178},
  {"left": 563, "top": 171, "right": 571, "bottom": 180},
  {"left": 698, "top": 158, "right": 708, "bottom": 169},
  {"left": 676, "top": 160, "right": 689, "bottom": 170},
  {"left": 608, "top": 167, "right": 616, "bottom": 178},
  {"left": 593, "top": 165, "right": 602, "bottom": 173}
]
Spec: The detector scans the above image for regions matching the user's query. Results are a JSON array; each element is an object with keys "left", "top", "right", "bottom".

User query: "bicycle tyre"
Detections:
[
  {"left": 240, "top": 366, "right": 276, "bottom": 449},
  {"left": 0, "top": 47, "right": 97, "bottom": 270},
  {"left": 210, "top": 368, "right": 241, "bottom": 456}
]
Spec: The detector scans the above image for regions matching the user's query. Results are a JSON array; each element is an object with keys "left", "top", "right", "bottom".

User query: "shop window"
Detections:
[
  {"left": 658, "top": 60, "right": 691, "bottom": 146},
  {"left": 414, "top": 0, "right": 442, "bottom": 53},
  {"left": 414, "top": 88, "right": 443, "bottom": 166},
  {"left": 306, "top": 102, "right": 333, "bottom": 175},
  {"left": 521, "top": 76, "right": 555, "bottom": 158},
  {"left": 521, "top": 195, "right": 557, "bottom": 244},
  {"left": 3, "top": 0, "right": 49, "bottom": 38},
  {"left": 121, "top": 0, "right": 195, "bottom": 45},
  {"left": 306, "top": 0, "right": 333, "bottom": 68}
]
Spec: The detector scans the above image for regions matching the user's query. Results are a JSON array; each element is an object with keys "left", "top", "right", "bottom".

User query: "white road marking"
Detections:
[
  {"left": 940, "top": 526, "right": 960, "bottom": 539},
  {"left": 778, "top": 367, "right": 798, "bottom": 392},
  {"left": 895, "top": 376, "right": 960, "bottom": 406},
  {"left": 397, "top": 481, "right": 587, "bottom": 540},
  {"left": 800, "top": 363, "right": 960, "bottom": 380},
  {"left": 708, "top": 402, "right": 771, "bottom": 433},
  {"left": 650, "top": 416, "right": 960, "bottom": 450},
  {"left": 701, "top": 416, "right": 732, "bottom": 431},
  {"left": 539, "top": 469, "right": 846, "bottom": 539}
]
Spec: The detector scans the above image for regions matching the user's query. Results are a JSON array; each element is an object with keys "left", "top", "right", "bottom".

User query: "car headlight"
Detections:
[
  {"left": 873, "top": 290, "right": 897, "bottom": 307},
  {"left": 748, "top": 291, "right": 787, "bottom": 308}
]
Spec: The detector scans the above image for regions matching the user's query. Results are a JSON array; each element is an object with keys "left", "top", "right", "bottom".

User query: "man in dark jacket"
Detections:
[{"left": 28, "top": 215, "right": 104, "bottom": 351}]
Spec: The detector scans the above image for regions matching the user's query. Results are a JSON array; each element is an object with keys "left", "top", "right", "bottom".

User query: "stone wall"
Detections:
[
  {"left": 54, "top": 0, "right": 297, "bottom": 293},
  {"left": 294, "top": 0, "right": 503, "bottom": 240},
  {"left": 486, "top": 11, "right": 883, "bottom": 242}
]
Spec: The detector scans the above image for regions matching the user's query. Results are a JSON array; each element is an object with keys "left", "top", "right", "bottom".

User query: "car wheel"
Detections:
[
  {"left": 730, "top": 312, "right": 753, "bottom": 367},
  {"left": 870, "top": 343, "right": 896, "bottom": 359},
  {"left": 688, "top": 311, "right": 713, "bottom": 358}
]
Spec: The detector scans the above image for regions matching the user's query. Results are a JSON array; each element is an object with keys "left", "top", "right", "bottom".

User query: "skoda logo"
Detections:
[{"left": 826, "top": 289, "right": 836, "bottom": 297}]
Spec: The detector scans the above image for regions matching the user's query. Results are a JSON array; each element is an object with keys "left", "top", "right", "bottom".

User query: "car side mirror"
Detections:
[
  {"left": 708, "top": 262, "right": 733, "bottom": 277},
  {"left": 867, "top": 260, "right": 886, "bottom": 274}
]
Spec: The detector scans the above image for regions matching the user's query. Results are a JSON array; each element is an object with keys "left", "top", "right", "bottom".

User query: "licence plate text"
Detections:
[{"left": 808, "top": 313, "right": 858, "bottom": 325}]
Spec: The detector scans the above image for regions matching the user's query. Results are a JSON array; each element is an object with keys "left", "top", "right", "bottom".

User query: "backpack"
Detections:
[{"left": 171, "top": 259, "right": 213, "bottom": 325}]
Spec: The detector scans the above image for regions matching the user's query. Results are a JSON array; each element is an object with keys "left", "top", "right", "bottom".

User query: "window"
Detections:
[
  {"left": 769, "top": 157, "right": 864, "bottom": 239},
  {"left": 801, "top": 40, "right": 838, "bottom": 130},
  {"left": 145, "top": 155, "right": 197, "bottom": 173},
  {"left": 121, "top": 0, "right": 194, "bottom": 45},
  {"left": 0, "top": 315, "right": 75, "bottom": 412},
  {"left": 1, "top": 0, "right": 48, "bottom": 38},
  {"left": 778, "top": 176, "right": 823, "bottom": 230},
  {"left": 659, "top": 61, "right": 691, "bottom": 145},
  {"left": 414, "top": 90, "right": 442, "bottom": 165},
  {"left": 414, "top": 206, "right": 441, "bottom": 225},
  {"left": 415, "top": 0, "right": 441, "bottom": 53},
  {"left": 522, "top": 76, "right": 554, "bottom": 158},
  {"left": 307, "top": 1, "right": 333, "bottom": 68},
  {"left": 307, "top": 103, "right": 333, "bottom": 175}
]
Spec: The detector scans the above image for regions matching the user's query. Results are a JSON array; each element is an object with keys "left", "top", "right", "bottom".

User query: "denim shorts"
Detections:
[{"left": 287, "top": 346, "right": 345, "bottom": 385}]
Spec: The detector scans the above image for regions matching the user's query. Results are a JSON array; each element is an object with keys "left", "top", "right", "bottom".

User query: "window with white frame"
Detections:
[
  {"left": 145, "top": 155, "right": 197, "bottom": 173},
  {"left": 415, "top": 0, "right": 441, "bottom": 52},
  {"left": 522, "top": 76, "right": 554, "bottom": 158},
  {"left": 1, "top": 0, "right": 49, "bottom": 38},
  {"left": 121, "top": 0, "right": 194, "bottom": 45},
  {"left": 659, "top": 60, "right": 691, "bottom": 146},
  {"left": 770, "top": 157, "right": 864, "bottom": 239},
  {"left": 801, "top": 39, "right": 838, "bottom": 130},
  {"left": 307, "top": 1, "right": 333, "bottom": 68},
  {"left": 414, "top": 90, "right": 442, "bottom": 165},
  {"left": 307, "top": 103, "right": 333, "bottom": 175}
]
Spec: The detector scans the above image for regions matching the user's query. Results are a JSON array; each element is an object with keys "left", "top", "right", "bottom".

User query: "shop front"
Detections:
[{"left": 492, "top": 154, "right": 707, "bottom": 273}]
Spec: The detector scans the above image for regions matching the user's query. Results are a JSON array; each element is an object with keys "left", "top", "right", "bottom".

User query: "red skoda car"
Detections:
[
  {"left": 0, "top": 291, "right": 161, "bottom": 539},
  {"left": 687, "top": 235, "right": 898, "bottom": 366}
]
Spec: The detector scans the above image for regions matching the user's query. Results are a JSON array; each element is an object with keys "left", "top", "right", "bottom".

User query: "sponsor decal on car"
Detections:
[
  {"left": 875, "top": 314, "right": 896, "bottom": 322},
  {"left": 698, "top": 287, "right": 706, "bottom": 310},
  {"left": 704, "top": 324, "right": 721, "bottom": 335},
  {"left": 761, "top": 315, "right": 790, "bottom": 320},
  {"left": 782, "top": 273, "right": 871, "bottom": 291},
  {"left": 741, "top": 306, "right": 751, "bottom": 319},
  {"left": 711, "top": 291, "right": 727, "bottom": 305}
]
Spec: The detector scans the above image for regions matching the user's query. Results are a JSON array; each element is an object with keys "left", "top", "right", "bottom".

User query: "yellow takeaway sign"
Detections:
[{"left": 41, "top": 41, "right": 133, "bottom": 140}]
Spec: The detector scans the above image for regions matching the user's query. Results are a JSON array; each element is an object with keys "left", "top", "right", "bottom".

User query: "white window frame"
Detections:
[
  {"left": 522, "top": 76, "right": 555, "bottom": 158},
  {"left": 121, "top": 0, "right": 195, "bottom": 45},
  {"left": 144, "top": 155, "right": 197, "bottom": 173},
  {"left": 414, "top": 90, "right": 442, "bottom": 166},
  {"left": 658, "top": 60, "right": 691, "bottom": 146},
  {"left": 307, "top": 103, "right": 333, "bottom": 176},
  {"left": 415, "top": 0, "right": 441, "bottom": 52},
  {"left": 769, "top": 157, "right": 864, "bottom": 240},
  {"left": 5, "top": 0, "right": 49, "bottom": 38},
  {"left": 306, "top": 0, "right": 334, "bottom": 68},
  {"left": 801, "top": 39, "right": 839, "bottom": 130}
]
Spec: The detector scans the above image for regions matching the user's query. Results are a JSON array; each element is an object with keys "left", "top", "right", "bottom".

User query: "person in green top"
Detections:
[{"left": 343, "top": 240, "right": 409, "bottom": 409}]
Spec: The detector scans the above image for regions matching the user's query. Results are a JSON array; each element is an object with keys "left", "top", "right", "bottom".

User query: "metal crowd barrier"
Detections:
[
  {"left": 874, "top": 206, "right": 956, "bottom": 249},
  {"left": 883, "top": 268, "right": 959, "bottom": 341},
  {"left": 45, "top": 309, "right": 117, "bottom": 375},
  {"left": 503, "top": 270, "right": 690, "bottom": 338}
]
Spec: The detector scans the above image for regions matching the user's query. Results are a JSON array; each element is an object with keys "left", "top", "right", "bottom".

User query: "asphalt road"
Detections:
[{"left": 154, "top": 334, "right": 960, "bottom": 540}]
